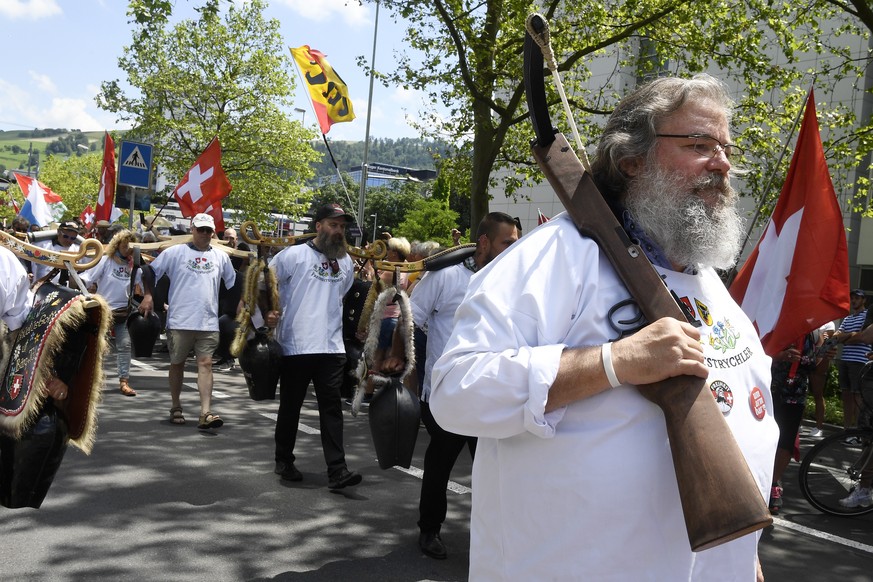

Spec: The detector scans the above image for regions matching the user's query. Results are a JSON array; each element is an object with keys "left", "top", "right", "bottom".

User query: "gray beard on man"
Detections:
[
  {"left": 316, "top": 230, "right": 348, "bottom": 260},
  {"left": 623, "top": 166, "right": 745, "bottom": 270}
]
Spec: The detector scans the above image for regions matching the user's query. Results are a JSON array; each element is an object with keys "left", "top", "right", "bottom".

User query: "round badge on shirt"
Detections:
[
  {"left": 710, "top": 380, "right": 733, "bottom": 414},
  {"left": 749, "top": 386, "right": 766, "bottom": 420}
]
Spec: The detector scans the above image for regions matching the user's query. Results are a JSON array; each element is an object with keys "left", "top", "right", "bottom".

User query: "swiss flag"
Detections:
[
  {"left": 80, "top": 204, "right": 95, "bottom": 232},
  {"left": 729, "top": 89, "right": 850, "bottom": 356},
  {"left": 204, "top": 201, "right": 226, "bottom": 233},
  {"left": 95, "top": 131, "right": 117, "bottom": 222},
  {"left": 172, "top": 137, "right": 232, "bottom": 217}
]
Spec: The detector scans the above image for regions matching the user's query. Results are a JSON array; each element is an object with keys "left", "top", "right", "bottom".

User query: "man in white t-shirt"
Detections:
[
  {"left": 430, "top": 74, "right": 778, "bottom": 581},
  {"left": 140, "top": 213, "right": 235, "bottom": 430},
  {"left": 264, "top": 203, "right": 361, "bottom": 490},
  {"left": 30, "top": 221, "right": 80, "bottom": 284}
]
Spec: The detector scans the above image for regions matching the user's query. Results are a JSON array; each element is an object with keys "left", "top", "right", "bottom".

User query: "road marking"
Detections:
[
  {"left": 131, "top": 359, "right": 158, "bottom": 371},
  {"left": 772, "top": 517, "right": 873, "bottom": 554},
  {"left": 393, "top": 465, "right": 472, "bottom": 495},
  {"left": 258, "top": 411, "right": 472, "bottom": 494}
]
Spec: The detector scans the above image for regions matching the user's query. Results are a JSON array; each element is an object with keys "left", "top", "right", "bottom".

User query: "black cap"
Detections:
[
  {"left": 315, "top": 203, "right": 354, "bottom": 222},
  {"left": 58, "top": 220, "right": 79, "bottom": 231},
  {"left": 851, "top": 288, "right": 866, "bottom": 297}
]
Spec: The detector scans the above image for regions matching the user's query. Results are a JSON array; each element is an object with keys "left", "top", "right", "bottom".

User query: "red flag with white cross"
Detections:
[
  {"left": 729, "top": 89, "right": 849, "bottom": 355},
  {"left": 172, "top": 137, "right": 232, "bottom": 217},
  {"left": 80, "top": 204, "right": 95, "bottom": 232}
]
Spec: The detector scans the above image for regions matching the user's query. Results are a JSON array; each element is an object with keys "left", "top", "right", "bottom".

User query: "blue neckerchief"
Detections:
[{"left": 620, "top": 209, "right": 696, "bottom": 274}]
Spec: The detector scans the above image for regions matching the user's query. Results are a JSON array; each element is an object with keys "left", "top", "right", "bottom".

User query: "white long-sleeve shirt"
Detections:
[{"left": 431, "top": 213, "right": 778, "bottom": 581}]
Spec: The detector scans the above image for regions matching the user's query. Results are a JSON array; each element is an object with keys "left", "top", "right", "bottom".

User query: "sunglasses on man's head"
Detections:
[{"left": 196, "top": 227, "right": 214, "bottom": 234}]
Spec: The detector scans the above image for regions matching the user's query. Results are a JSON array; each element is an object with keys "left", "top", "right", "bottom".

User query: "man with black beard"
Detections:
[
  {"left": 265, "top": 203, "right": 362, "bottom": 489},
  {"left": 429, "top": 74, "right": 777, "bottom": 581}
]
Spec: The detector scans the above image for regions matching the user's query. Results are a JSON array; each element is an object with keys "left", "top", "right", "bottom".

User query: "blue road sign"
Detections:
[{"left": 118, "top": 140, "right": 153, "bottom": 189}]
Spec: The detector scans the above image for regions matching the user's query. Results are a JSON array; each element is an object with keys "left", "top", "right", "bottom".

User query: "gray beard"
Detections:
[
  {"left": 623, "top": 167, "right": 745, "bottom": 270},
  {"left": 317, "top": 230, "right": 348, "bottom": 260}
]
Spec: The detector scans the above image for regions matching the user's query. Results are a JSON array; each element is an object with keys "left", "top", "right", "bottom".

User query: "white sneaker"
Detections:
[
  {"left": 809, "top": 428, "right": 824, "bottom": 438},
  {"left": 839, "top": 487, "right": 873, "bottom": 508}
]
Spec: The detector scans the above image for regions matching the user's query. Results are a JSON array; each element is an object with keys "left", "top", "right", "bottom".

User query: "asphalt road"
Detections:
[{"left": 0, "top": 348, "right": 871, "bottom": 581}]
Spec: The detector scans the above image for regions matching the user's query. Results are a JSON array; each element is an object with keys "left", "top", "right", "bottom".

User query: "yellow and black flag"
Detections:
[{"left": 291, "top": 45, "right": 356, "bottom": 134}]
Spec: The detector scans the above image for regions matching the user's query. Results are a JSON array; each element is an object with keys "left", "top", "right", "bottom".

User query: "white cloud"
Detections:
[
  {"left": 39, "top": 97, "right": 100, "bottom": 130},
  {"left": 29, "top": 70, "right": 56, "bottom": 94},
  {"left": 274, "top": 0, "right": 371, "bottom": 27},
  {"left": 0, "top": 0, "right": 62, "bottom": 19}
]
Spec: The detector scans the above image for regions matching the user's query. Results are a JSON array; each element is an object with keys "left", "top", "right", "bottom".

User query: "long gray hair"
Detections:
[{"left": 591, "top": 73, "right": 735, "bottom": 200}]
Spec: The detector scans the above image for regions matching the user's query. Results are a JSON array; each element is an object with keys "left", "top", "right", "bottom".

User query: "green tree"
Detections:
[
  {"left": 396, "top": 197, "right": 459, "bottom": 247},
  {"left": 98, "top": 0, "right": 319, "bottom": 224},
  {"left": 375, "top": 0, "right": 872, "bottom": 229},
  {"left": 311, "top": 177, "right": 426, "bottom": 242}
]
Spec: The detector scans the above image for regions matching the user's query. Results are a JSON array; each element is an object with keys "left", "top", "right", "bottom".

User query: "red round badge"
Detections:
[{"left": 749, "top": 386, "right": 766, "bottom": 420}]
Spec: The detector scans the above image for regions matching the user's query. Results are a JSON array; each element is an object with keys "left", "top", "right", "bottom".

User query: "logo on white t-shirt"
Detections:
[{"left": 186, "top": 256, "right": 216, "bottom": 274}]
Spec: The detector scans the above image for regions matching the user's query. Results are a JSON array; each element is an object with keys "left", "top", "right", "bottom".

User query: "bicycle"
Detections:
[{"left": 798, "top": 360, "right": 873, "bottom": 516}]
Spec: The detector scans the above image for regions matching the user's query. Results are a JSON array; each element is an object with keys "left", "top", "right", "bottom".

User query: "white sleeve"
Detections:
[
  {"left": 429, "top": 222, "right": 601, "bottom": 440},
  {"left": 0, "top": 250, "right": 31, "bottom": 330}
]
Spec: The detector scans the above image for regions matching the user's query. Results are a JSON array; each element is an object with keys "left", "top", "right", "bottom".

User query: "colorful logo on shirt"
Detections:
[
  {"left": 694, "top": 298, "right": 712, "bottom": 326},
  {"left": 310, "top": 260, "right": 344, "bottom": 281},
  {"left": 186, "top": 256, "right": 215, "bottom": 274},
  {"left": 111, "top": 264, "right": 131, "bottom": 281},
  {"left": 710, "top": 380, "right": 733, "bottom": 414},
  {"left": 709, "top": 319, "right": 740, "bottom": 353}
]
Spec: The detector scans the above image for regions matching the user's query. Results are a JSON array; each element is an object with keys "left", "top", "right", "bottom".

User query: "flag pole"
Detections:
[
  {"left": 321, "top": 133, "right": 357, "bottom": 213},
  {"left": 725, "top": 85, "right": 813, "bottom": 286},
  {"left": 356, "top": 0, "right": 380, "bottom": 245}
]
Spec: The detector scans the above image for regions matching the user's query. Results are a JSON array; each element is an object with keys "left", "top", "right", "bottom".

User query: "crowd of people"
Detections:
[{"left": 3, "top": 71, "right": 873, "bottom": 580}]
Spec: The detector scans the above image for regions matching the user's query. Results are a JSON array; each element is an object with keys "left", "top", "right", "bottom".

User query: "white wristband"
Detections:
[{"left": 601, "top": 342, "right": 621, "bottom": 388}]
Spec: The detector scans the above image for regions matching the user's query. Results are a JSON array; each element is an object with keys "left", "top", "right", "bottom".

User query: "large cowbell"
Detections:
[
  {"left": 239, "top": 328, "right": 281, "bottom": 401},
  {"left": 368, "top": 376, "right": 420, "bottom": 470}
]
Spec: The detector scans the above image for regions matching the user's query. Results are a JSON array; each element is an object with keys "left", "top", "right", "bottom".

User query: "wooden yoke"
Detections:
[{"left": 523, "top": 15, "right": 771, "bottom": 551}]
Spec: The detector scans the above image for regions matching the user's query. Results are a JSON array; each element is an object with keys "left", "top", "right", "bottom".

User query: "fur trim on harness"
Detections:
[
  {"left": 351, "top": 286, "right": 415, "bottom": 416},
  {"left": 0, "top": 291, "right": 109, "bottom": 454}
]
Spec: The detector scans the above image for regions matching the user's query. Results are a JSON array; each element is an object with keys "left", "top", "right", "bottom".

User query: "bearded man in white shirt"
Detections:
[
  {"left": 264, "top": 203, "right": 362, "bottom": 490},
  {"left": 140, "top": 213, "right": 235, "bottom": 430},
  {"left": 430, "top": 74, "right": 778, "bottom": 581}
]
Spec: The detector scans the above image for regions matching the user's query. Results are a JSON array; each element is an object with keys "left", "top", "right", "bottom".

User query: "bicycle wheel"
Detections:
[{"left": 799, "top": 428, "right": 873, "bottom": 516}]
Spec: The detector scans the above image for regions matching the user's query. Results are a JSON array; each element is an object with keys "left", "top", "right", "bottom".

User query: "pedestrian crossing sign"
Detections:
[{"left": 118, "top": 140, "right": 154, "bottom": 188}]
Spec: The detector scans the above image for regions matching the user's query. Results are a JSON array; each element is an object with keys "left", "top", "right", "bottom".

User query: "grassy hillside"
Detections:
[{"left": 0, "top": 130, "right": 105, "bottom": 174}]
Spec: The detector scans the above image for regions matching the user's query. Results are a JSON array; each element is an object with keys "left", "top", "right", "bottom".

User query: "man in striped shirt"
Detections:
[{"left": 834, "top": 289, "right": 871, "bottom": 437}]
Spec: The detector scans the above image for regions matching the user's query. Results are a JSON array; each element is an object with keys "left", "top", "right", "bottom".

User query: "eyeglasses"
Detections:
[
  {"left": 655, "top": 133, "right": 744, "bottom": 160},
  {"left": 196, "top": 227, "right": 214, "bottom": 234}
]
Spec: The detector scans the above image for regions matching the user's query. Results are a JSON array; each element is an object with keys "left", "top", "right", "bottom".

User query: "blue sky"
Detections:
[{"left": 0, "top": 0, "right": 428, "bottom": 141}]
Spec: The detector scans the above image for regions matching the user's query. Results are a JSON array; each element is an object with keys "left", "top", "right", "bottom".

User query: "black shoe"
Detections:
[
  {"left": 419, "top": 531, "right": 447, "bottom": 559},
  {"left": 328, "top": 468, "right": 362, "bottom": 489},
  {"left": 275, "top": 461, "right": 302, "bottom": 482}
]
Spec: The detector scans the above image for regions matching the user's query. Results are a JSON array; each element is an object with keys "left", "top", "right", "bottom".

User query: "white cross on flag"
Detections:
[
  {"left": 729, "top": 89, "right": 849, "bottom": 356},
  {"left": 172, "top": 137, "right": 232, "bottom": 217}
]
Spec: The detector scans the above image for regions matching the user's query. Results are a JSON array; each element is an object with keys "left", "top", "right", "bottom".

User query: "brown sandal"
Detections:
[
  {"left": 170, "top": 406, "right": 185, "bottom": 425},
  {"left": 198, "top": 412, "right": 223, "bottom": 429},
  {"left": 120, "top": 379, "right": 137, "bottom": 397}
]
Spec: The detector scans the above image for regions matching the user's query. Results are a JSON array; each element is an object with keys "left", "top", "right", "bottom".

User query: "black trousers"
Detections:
[
  {"left": 275, "top": 354, "right": 348, "bottom": 475},
  {"left": 418, "top": 401, "right": 477, "bottom": 534}
]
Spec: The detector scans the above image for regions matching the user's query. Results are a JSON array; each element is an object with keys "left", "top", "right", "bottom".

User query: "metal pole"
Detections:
[
  {"left": 371, "top": 213, "right": 377, "bottom": 242},
  {"left": 356, "top": 0, "right": 380, "bottom": 246}
]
